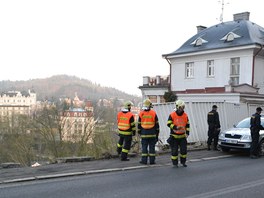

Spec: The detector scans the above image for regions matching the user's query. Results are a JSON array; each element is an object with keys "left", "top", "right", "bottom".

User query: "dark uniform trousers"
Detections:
[
  {"left": 207, "top": 126, "right": 219, "bottom": 149},
  {"left": 117, "top": 135, "right": 132, "bottom": 160},
  {"left": 170, "top": 136, "right": 187, "bottom": 165},
  {"left": 250, "top": 128, "right": 260, "bottom": 156},
  {"left": 141, "top": 138, "right": 156, "bottom": 164}
]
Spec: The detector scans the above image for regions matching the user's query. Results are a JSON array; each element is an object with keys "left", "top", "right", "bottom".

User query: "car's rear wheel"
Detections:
[{"left": 259, "top": 139, "right": 264, "bottom": 156}]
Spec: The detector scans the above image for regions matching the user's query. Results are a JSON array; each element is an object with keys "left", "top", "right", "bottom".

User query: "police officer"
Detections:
[
  {"left": 250, "top": 107, "right": 264, "bottom": 159},
  {"left": 117, "top": 101, "right": 136, "bottom": 161},
  {"left": 167, "top": 99, "right": 190, "bottom": 167},
  {"left": 138, "top": 99, "right": 159, "bottom": 165},
  {"left": 207, "top": 105, "right": 221, "bottom": 151}
]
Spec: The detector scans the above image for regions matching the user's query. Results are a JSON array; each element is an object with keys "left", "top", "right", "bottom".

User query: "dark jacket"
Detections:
[
  {"left": 207, "top": 110, "right": 220, "bottom": 129},
  {"left": 250, "top": 113, "right": 264, "bottom": 131}
]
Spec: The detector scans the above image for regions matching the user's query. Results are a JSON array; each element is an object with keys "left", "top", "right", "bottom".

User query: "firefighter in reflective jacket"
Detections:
[
  {"left": 167, "top": 99, "right": 190, "bottom": 167},
  {"left": 138, "top": 99, "right": 159, "bottom": 165},
  {"left": 117, "top": 101, "right": 136, "bottom": 161}
]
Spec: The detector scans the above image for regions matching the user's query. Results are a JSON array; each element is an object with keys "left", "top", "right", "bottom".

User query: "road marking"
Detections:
[{"left": 185, "top": 178, "right": 264, "bottom": 198}]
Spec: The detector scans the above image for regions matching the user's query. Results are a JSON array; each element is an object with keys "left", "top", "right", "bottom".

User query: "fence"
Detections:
[{"left": 153, "top": 102, "right": 260, "bottom": 145}]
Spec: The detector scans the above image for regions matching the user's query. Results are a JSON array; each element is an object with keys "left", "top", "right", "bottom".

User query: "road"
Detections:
[{"left": 1, "top": 154, "right": 264, "bottom": 198}]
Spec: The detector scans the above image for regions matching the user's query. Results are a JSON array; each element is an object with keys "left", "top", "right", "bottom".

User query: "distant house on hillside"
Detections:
[{"left": 139, "top": 12, "right": 264, "bottom": 104}]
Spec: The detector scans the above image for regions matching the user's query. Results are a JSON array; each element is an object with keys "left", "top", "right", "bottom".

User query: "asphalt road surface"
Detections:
[{"left": 1, "top": 154, "right": 264, "bottom": 198}]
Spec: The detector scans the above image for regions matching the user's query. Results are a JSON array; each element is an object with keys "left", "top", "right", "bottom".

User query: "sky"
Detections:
[{"left": 0, "top": 0, "right": 263, "bottom": 97}]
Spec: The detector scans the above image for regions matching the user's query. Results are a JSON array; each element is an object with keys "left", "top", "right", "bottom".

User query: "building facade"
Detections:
[
  {"left": 60, "top": 94, "right": 95, "bottom": 143},
  {"left": 0, "top": 90, "right": 37, "bottom": 116},
  {"left": 139, "top": 75, "right": 169, "bottom": 104}
]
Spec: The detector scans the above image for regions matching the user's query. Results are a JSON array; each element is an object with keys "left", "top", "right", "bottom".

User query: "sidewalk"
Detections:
[{"left": 0, "top": 146, "right": 232, "bottom": 184}]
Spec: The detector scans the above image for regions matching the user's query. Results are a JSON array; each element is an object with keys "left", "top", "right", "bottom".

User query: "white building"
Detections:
[
  {"left": 60, "top": 94, "right": 95, "bottom": 143},
  {"left": 139, "top": 75, "right": 169, "bottom": 104},
  {"left": 140, "top": 12, "right": 264, "bottom": 104},
  {"left": 0, "top": 90, "right": 37, "bottom": 116}
]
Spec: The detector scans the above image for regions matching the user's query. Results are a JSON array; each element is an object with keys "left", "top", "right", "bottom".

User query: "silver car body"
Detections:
[{"left": 218, "top": 117, "right": 264, "bottom": 154}]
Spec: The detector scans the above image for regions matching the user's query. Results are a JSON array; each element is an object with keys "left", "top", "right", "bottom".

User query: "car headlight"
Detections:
[
  {"left": 219, "top": 132, "right": 225, "bottom": 138},
  {"left": 241, "top": 135, "right": 251, "bottom": 140}
]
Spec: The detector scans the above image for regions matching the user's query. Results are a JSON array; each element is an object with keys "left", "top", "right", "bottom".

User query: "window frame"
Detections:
[
  {"left": 207, "top": 60, "right": 215, "bottom": 77},
  {"left": 229, "top": 57, "right": 240, "bottom": 85},
  {"left": 185, "top": 62, "right": 194, "bottom": 78}
]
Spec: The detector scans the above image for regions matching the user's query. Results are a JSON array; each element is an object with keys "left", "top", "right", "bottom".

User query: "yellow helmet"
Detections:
[
  {"left": 124, "top": 101, "right": 133, "bottom": 109},
  {"left": 143, "top": 99, "right": 153, "bottom": 108},
  {"left": 175, "top": 99, "right": 185, "bottom": 110}
]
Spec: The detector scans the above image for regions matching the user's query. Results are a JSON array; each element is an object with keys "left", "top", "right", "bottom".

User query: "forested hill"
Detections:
[{"left": 0, "top": 75, "right": 141, "bottom": 102}]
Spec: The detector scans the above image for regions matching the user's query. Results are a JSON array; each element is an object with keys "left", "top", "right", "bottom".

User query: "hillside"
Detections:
[{"left": 0, "top": 75, "right": 141, "bottom": 103}]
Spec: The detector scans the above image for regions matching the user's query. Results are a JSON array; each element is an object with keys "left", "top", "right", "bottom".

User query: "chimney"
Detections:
[
  {"left": 196, "top": 25, "right": 207, "bottom": 33},
  {"left": 233, "top": 12, "right": 250, "bottom": 21}
]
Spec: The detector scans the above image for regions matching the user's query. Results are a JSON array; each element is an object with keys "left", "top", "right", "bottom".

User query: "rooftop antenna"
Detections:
[{"left": 218, "top": 0, "right": 229, "bottom": 23}]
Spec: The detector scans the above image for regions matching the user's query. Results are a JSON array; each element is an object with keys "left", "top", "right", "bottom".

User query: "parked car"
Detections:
[{"left": 218, "top": 117, "right": 264, "bottom": 155}]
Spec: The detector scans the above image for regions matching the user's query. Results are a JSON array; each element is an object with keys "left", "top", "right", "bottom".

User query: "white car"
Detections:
[{"left": 218, "top": 117, "right": 264, "bottom": 155}]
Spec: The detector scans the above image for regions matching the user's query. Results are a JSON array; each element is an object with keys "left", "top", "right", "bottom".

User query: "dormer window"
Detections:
[
  {"left": 221, "top": 32, "right": 241, "bottom": 42},
  {"left": 195, "top": 38, "right": 203, "bottom": 46},
  {"left": 226, "top": 33, "right": 234, "bottom": 41},
  {"left": 191, "top": 37, "right": 208, "bottom": 46}
]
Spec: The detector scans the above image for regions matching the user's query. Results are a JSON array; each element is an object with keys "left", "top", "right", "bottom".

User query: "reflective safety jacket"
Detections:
[
  {"left": 117, "top": 111, "right": 136, "bottom": 136},
  {"left": 167, "top": 111, "right": 190, "bottom": 136},
  {"left": 139, "top": 110, "right": 156, "bottom": 129},
  {"left": 138, "top": 109, "right": 159, "bottom": 138}
]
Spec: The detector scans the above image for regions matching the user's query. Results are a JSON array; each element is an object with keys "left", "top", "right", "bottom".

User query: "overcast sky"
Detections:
[{"left": 0, "top": 0, "right": 263, "bottom": 96}]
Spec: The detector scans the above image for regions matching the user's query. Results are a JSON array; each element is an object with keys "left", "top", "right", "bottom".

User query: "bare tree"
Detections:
[
  {"left": 0, "top": 114, "right": 35, "bottom": 166},
  {"left": 32, "top": 105, "right": 64, "bottom": 159}
]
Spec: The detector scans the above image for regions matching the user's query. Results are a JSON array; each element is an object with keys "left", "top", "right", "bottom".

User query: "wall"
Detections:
[
  {"left": 170, "top": 49, "right": 253, "bottom": 92},
  {"left": 254, "top": 55, "right": 264, "bottom": 94},
  {"left": 153, "top": 101, "right": 259, "bottom": 145}
]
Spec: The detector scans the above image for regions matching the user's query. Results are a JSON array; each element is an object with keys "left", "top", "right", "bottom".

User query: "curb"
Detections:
[{"left": 0, "top": 153, "right": 232, "bottom": 185}]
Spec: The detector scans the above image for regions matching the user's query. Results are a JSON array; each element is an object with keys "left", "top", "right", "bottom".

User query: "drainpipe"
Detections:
[
  {"left": 165, "top": 56, "right": 172, "bottom": 92},
  {"left": 252, "top": 45, "right": 263, "bottom": 86}
]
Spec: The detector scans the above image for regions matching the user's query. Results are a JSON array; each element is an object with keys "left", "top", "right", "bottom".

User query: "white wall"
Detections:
[
  {"left": 153, "top": 101, "right": 259, "bottom": 145},
  {"left": 170, "top": 49, "right": 254, "bottom": 92},
  {"left": 254, "top": 56, "right": 264, "bottom": 94}
]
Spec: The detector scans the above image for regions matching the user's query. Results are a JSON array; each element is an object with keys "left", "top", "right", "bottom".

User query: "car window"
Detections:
[
  {"left": 236, "top": 118, "right": 264, "bottom": 128},
  {"left": 261, "top": 119, "right": 264, "bottom": 128},
  {"left": 236, "top": 118, "right": 250, "bottom": 128}
]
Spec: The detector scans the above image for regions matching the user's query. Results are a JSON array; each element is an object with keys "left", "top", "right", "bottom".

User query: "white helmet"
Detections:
[{"left": 175, "top": 99, "right": 185, "bottom": 110}]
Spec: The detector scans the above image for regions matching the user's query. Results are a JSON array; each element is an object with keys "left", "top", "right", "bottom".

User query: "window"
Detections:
[
  {"left": 191, "top": 37, "right": 208, "bottom": 46},
  {"left": 185, "top": 62, "right": 194, "bottom": 78},
  {"left": 226, "top": 33, "right": 235, "bottom": 41},
  {"left": 160, "top": 96, "right": 166, "bottom": 103},
  {"left": 207, "top": 60, "right": 214, "bottom": 77},
  {"left": 229, "top": 57, "right": 240, "bottom": 85},
  {"left": 220, "top": 32, "right": 241, "bottom": 42},
  {"left": 195, "top": 38, "right": 203, "bottom": 46},
  {"left": 148, "top": 96, "right": 157, "bottom": 103}
]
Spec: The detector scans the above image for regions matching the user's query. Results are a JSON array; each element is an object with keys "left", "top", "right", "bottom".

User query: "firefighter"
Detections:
[
  {"left": 207, "top": 105, "right": 221, "bottom": 151},
  {"left": 117, "top": 101, "right": 136, "bottom": 161},
  {"left": 250, "top": 107, "right": 264, "bottom": 159},
  {"left": 138, "top": 99, "right": 159, "bottom": 165},
  {"left": 167, "top": 99, "right": 190, "bottom": 167}
]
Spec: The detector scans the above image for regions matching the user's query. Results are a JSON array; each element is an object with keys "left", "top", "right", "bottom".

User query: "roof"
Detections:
[{"left": 163, "top": 19, "right": 264, "bottom": 57}]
